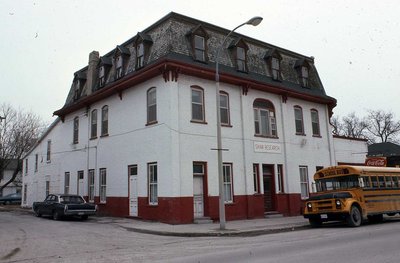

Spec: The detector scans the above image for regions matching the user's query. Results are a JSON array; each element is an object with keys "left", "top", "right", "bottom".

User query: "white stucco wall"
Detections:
[{"left": 333, "top": 136, "right": 368, "bottom": 164}]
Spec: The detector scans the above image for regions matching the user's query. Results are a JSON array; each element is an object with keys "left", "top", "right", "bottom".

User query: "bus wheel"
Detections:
[
  {"left": 309, "top": 217, "right": 322, "bottom": 227},
  {"left": 347, "top": 206, "right": 362, "bottom": 227}
]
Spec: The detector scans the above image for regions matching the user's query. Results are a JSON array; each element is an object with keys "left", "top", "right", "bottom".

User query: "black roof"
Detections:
[{"left": 368, "top": 142, "right": 400, "bottom": 157}]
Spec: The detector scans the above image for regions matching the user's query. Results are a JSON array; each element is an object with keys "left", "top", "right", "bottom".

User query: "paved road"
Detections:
[{"left": 1, "top": 209, "right": 400, "bottom": 262}]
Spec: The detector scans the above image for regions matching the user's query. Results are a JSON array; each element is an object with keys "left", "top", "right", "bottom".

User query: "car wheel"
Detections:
[
  {"left": 4, "top": 201, "right": 10, "bottom": 205},
  {"left": 308, "top": 216, "right": 322, "bottom": 227},
  {"left": 52, "top": 210, "right": 60, "bottom": 220},
  {"left": 81, "top": 215, "right": 88, "bottom": 220},
  {"left": 347, "top": 205, "right": 362, "bottom": 227},
  {"left": 34, "top": 209, "right": 42, "bottom": 217}
]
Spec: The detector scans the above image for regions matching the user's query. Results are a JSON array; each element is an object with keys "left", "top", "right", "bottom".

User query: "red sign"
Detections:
[{"left": 365, "top": 157, "right": 387, "bottom": 167}]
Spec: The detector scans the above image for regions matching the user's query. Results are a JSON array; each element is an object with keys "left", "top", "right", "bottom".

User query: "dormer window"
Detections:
[
  {"left": 187, "top": 25, "right": 209, "bottom": 63},
  {"left": 73, "top": 80, "right": 80, "bottom": 101},
  {"left": 264, "top": 49, "right": 282, "bottom": 81},
  {"left": 301, "top": 66, "right": 309, "bottom": 87},
  {"left": 99, "top": 66, "right": 105, "bottom": 87},
  {"left": 113, "top": 46, "right": 130, "bottom": 79},
  {"left": 97, "top": 57, "right": 112, "bottom": 89},
  {"left": 136, "top": 42, "right": 144, "bottom": 69},
  {"left": 194, "top": 35, "right": 205, "bottom": 61},
  {"left": 134, "top": 32, "right": 153, "bottom": 70},
  {"left": 229, "top": 38, "right": 249, "bottom": 73},
  {"left": 115, "top": 55, "right": 123, "bottom": 79},
  {"left": 72, "top": 72, "right": 86, "bottom": 101},
  {"left": 295, "top": 59, "right": 311, "bottom": 88}
]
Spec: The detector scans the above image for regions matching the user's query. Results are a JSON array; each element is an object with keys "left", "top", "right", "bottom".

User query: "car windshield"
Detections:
[
  {"left": 59, "top": 196, "right": 85, "bottom": 204},
  {"left": 315, "top": 175, "right": 360, "bottom": 192}
]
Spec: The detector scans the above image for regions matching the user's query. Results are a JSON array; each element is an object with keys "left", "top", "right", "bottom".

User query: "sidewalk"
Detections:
[
  {"left": 1, "top": 206, "right": 310, "bottom": 237},
  {"left": 99, "top": 215, "right": 311, "bottom": 237}
]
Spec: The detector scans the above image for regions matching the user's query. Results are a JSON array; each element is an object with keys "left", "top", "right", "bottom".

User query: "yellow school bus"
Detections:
[{"left": 303, "top": 165, "right": 400, "bottom": 227}]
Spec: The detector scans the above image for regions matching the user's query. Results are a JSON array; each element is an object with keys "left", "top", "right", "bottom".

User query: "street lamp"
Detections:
[{"left": 215, "top": 16, "right": 263, "bottom": 230}]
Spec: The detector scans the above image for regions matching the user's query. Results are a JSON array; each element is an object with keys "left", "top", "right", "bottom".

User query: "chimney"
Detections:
[{"left": 86, "top": 51, "right": 100, "bottom": 95}]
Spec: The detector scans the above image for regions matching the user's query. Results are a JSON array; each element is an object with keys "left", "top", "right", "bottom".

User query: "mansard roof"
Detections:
[{"left": 54, "top": 12, "right": 336, "bottom": 119}]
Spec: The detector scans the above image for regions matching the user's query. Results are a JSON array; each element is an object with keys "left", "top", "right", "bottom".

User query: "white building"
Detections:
[
  {"left": 22, "top": 13, "right": 366, "bottom": 223},
  {"left": 1, "top": 160, "right": 22, "bottom": 197}
]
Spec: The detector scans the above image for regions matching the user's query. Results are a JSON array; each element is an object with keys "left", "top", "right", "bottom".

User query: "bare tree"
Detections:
[
  {"left": 0, "top": 103, "right": 45, "bottom": 193},
  {"left": 331, "top": 112, "right": 368, "bottom": 139},
  {"left": 365, "top": 110, "right": 400, "bottom": 143}
]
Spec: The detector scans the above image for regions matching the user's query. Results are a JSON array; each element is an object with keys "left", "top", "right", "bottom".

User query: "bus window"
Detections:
[
  {"left": 360, "top": 176, "right": 371, "bottom": 188},
  {"left": 378, "top": 176, "right": 385, "bottom": 188},
  {"left": 386, "top": 176, "right": 393, "bottom": 188},
  {"left": 371, "top": 176, "right": 379, "bottom": 188},
  {"left": 394, "top": 177, "right": 400, "bottom": 188}
]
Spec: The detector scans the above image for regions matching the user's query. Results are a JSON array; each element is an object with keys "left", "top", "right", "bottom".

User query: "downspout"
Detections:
[
  {"left": 239, "top": 90, "right": 249, "bottom": 218},
  {"left": 279, "top": 97, "right": 290, "bottom": 215},
  {"left": 325, "top": 105, "right": 335, "bottom": 166}
]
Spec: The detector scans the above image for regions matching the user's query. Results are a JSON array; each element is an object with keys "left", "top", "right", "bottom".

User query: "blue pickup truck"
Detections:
[{"left": 32, "top": 194, "right": 97, "bottom": 220}]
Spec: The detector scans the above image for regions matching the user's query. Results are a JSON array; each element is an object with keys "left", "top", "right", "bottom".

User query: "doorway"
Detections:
[
  {"left": 128, "top": 165, "right": 138, "bottom": 217},
  {"left": 262, "top": 164, "right": 275, "bottom": 212}
]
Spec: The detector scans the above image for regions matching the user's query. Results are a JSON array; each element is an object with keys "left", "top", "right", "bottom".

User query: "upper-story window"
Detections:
[
  {"left": 115, "top": 55, "right": 123, "bottom": 79},
  {"left": 295, "top": 59, "right": 311, "bottom": 88},
  {"left": 265, "top": 49, "right": 282, "bottom": 81},
  {"left": 99, "top": 66, "right": 105, "bottom": 87},
  {"left": 219, "top": 91, "right": 230, "bottom": 126},
  {"left": 229, "top": 38, "right": 249, "bottom": 72},
  {"left": 98, "top": 57, "right": 112, "bottom": 89},
  {"left": 294, "top": 106, "right": 305, "bottom": 135},
  {"left": 191, "top": 86, "right": 205, "bottom": 123},
  {"left": 72, "top": 73, "right": 86, "bottom": 101},
  {"left": 34, "top": 154, "right": 38, "bottom": 172},
  {"left": 253, "top": 99, "right": 277, "bottom": 137},
  {"left": 91, "top": 109, "right": 97, "bottom": 139},
  {"left": 25, "top": 158, "right": 28, "bottom": 175},
  {"left": 135, "top": 32, "right": 153, "bottom": 70},
  {"left": 73, "top": 116, "right": 79, "bottom": 144},
  {"left": 147, "top": 87, "right": 157, "bottom": 124},
  {"left": 101, "top": 106, "right": 108, "bottom": 136},
  {"left": 311, "top": 109, "right": 321, "bottom": 136},
  {"left": 187, "top": 25, "right": 208, "bottom": 62},
  {"left": 46, "top": 140, "right": 51, "bottom": 162},
  {"left": 114, "top": 46, "right": 130, "bottom": 79}
]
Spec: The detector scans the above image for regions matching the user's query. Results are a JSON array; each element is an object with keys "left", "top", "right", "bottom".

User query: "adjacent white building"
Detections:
[{"left": 22, "top": 12, "right": 366, "bottom": 223}]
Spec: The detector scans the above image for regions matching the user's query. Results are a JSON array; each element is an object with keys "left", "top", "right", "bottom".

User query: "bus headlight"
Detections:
[
  {"left": 307, "top": 202, "right": 312, "bottom": 211},
  {"left": 335, "top": 199, "right": 341, "bottom": 209}
]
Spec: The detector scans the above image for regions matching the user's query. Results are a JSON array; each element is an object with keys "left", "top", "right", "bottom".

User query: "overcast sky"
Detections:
[{"left": 1, "top": 0, "right": 399, "bottom": 124}]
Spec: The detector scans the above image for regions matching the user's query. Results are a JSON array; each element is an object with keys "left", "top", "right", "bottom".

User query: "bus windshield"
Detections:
[{"left": 315, "top": 175, "right": 360, "bottom": 192}]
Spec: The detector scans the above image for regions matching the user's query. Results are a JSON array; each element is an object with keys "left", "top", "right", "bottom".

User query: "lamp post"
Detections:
[{"left": 215, "top": 16, "right": 263, "bottom": 230}]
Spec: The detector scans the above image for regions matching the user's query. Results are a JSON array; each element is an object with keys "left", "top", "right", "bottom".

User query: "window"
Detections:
[
  {"left": 99, "top": 66, "right": 106, "bottom": 87},
  {"left": 64, "top": 172, "right": 70, "bottom": 194},
  {"left": 115, "top": 55, "right": 123, "bottom": 79},
  {"left": 147, "top": 87, "right": 157, "bottom": 124},
  {"left": 91, "top": 109, "right": 97, "bottom": 138},
  {"left": 25, "top": 158, "right": 28, "bottom": 175},
  {"left": 253, "top": 99, "right": 277, "bottom": 137},
  {"left": 45, "top": 181, "right": 50, "bottom": 197},
  {"left": 73, "top": 116, "right": 79, "bottom": 144},
  {"left": 148, "top": 163, "right": 158, "bottom": 205},
  {"left": 311, "top": 109, "right": 320, "bottom": 136},
  {"left": 35, "top": 154, "right": 38, "bottom": 172},
  {"left": 271, "top": 57, "right": 281, "bottom": 80},
  {"left": 23, "top": 184, "right": 27, "bottom": 204},
  {"left": 136, "top": 42, "right": 144, "bottom": 69},
  {"left": 299, "top": 166, "right": 309, "bottom": 199},
  {"left": 236, "top": 46, "right": 246, "bottom": 72},
  {"left": 253, "top": 164, "right": 260, "bottom": 194},
  {"left": 277, "top": 164, "right": 284, "bottom": 193},
  {"left": 99, "top": 168, "right": 107, "bottom": 203},
  {"left": 223, "top": 163, "right": 233, "bottom": 203},
  {"left": 129, "top": 165, "right": 138, "bottom": 176},
  {"left": 194, "top": 35, "right": 205, "bottom": 61},
  {"left": 219, "top": 92, "right": 230, "bottom": 126},
  {"left": 46, "top": 140, "right": 51, "bottom": 162},
  {"left": 101, "top": 106, "right": 108, "bottom": 136},
  {"left": 191, "top": 87, "right": 205, "bottom": 122},
  {"left": 294, "top": 106, "right": 304, "bottom": 135},
  {"left": 88, "top": 169, "right": 95, "bottom": 202},
  {"left": 73, "top": 80, "right": 81, "bottom": 101},
  {"left": 300, "top": 66, "right": 309, "bottom": 87}
]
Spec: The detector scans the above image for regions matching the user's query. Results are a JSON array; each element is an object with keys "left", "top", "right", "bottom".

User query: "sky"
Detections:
[{"left": 1, "top": 0, "right": 399, "bottom": 124}]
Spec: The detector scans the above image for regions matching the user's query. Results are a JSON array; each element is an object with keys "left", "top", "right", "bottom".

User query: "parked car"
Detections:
[
  {"left": 32, "top": 194, "right": 97, "bottom": 220},
  {"left": 0, "top": 193, "right": 22, "bottom": 205}
]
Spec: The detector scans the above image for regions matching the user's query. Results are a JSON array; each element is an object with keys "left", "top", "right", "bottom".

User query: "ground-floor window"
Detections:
[
  {"left": 99, "top": 168, "right": 107, "bottom": 203},
  {"left": 45, "top": 180, "right": 50, "bottom": 197},
  {"left": 88, "top": 169, "right": 95, "bottom": 202},
  {"left": 277, "top": 164, "right": 284, "bottom": 193},
  {"left": 64, "top": 172, "right": 70, "bottom": 194},
  {"left": 253, "top": 164, "right": 260, "bottom": 193},
  {"left": 223, "top": 163, "right": 233, "bottom": 203},
  {"left": 299, "top": 166, "right": 309, "bottom": 199},
  {"left": 23, "top": 184, "right": 27, "bottom": 203},
  {"left": 148, "top": 163, "right": 158, "bottom": 205}
]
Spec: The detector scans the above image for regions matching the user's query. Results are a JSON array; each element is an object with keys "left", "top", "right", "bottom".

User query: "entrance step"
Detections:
[
  {"left": 194, "top": 217, "right": 213, "bottom": 224},
  {"left": 264, "top": 211, "right": 283, "bottom": 218}
]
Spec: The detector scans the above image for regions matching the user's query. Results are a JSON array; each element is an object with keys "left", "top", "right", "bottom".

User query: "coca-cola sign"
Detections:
[{"left": 365, "top": 157, "right": 387, "bottom": 167}]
